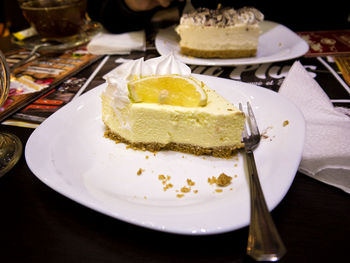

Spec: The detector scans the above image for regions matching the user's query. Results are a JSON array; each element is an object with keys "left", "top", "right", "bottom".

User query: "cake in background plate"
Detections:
[
  {"left": 101, "top": 54, "right": 245, "bottom": 158},
  {"left": 175, "top": 6, "right": 264, "bottom": 59}
]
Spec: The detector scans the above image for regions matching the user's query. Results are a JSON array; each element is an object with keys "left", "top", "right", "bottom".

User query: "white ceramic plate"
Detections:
[
  {"left": 25, "top": 74, "right": 305, "bottom": 235},
  {"left": 155, "top": 21, "right": 309, "bottom": 66}
]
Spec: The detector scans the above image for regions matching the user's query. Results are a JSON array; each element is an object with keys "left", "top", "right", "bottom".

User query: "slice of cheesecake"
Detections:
[
  {"left": 175, "top": 6, "right": 264, "bottom": 59},
  {"left": 101, "top": 54, "right": 245, "bottom": 157}
]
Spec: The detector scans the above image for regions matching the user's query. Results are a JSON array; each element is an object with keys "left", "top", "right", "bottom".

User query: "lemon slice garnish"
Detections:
[{"left": 128, "top": 74, "right": 207, "bottom": 107}]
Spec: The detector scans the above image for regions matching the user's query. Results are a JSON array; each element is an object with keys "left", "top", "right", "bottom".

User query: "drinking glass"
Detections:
[
  {"left": 18, "top": 0, "right": 88, "bottom": 40},
  {"left": 15, "top": 0, "right": 101, "bottom": 52},
  {"left": 0, "top": 50, "right": 22, "bottom": 177}
]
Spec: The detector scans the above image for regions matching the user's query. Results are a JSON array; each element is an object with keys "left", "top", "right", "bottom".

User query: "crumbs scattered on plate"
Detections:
[
  {"left": 175, "top": 178, "right": 198, "bottom": 198},
  {"left": 216, "top": 173, "right": 232, "bottom": 187},
  {"left": 261, "top": 126, "right": 275, "bottom": 141},
  {"left": 158, "top": 174, "right": 173, "bottom": 191},
  {"left": 208, "top": 173, "right": 233, "bottom": 193},
  {"left": 137, "top": 168, "right": 144, "bottom": 175},
  {"left": 139, "top": 154, "right": 239, "bottom": 198},
  {"left": 283, "top": 120, "right": 289, "bottom": 127}
]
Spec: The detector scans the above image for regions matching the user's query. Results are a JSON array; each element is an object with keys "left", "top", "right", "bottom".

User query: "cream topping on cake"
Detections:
[
  {"left": 104, "top": 54, "right": 191, "bottom": 81},
  {"left": 180, "top": 7, "right": 264, "bottom": 27},
  {"left": 175, "top": 6, "right": 264, "bottom": 58}
]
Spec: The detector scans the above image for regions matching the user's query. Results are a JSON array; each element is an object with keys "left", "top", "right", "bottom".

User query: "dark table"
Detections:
[{"left": 1, "top": 30, "right": 349, "bottom": 263}]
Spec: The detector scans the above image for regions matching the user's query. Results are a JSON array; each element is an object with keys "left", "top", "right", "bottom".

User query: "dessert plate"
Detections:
[
  {"left": 25, "top": 74, "right": 305, "bottom": 235},
  {"left": 155, "top": 21, "right": 309, "bottom": 66}
]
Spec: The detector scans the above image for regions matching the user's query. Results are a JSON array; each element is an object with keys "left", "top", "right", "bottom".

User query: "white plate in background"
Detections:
[{"left": 155, "top": 21, "right": 309, "bottom": 66}]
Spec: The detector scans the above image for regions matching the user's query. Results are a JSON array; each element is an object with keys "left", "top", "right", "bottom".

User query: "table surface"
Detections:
[{"left": 1, "top": 26, "right": 350, "bottom": 263}]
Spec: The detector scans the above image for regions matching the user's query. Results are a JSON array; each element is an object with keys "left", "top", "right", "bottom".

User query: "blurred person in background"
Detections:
[
  {"left": 88, "top": 0, "right": 349, "bottom": 33},
  {"left": 0, "top": 0, "right": 348, "bottom": 36}
]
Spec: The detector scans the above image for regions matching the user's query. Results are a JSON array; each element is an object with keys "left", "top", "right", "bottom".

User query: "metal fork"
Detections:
[{"left": 239, "top": 102, "right": 287, "bottom": 262}]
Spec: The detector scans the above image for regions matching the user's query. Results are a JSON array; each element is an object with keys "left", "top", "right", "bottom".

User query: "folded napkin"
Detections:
[
  {"left": 87, "top": 31, "right": 146, "bottom": 55},
  {"left": 279, "top": 61, "right": 350, "bottom": 193}
]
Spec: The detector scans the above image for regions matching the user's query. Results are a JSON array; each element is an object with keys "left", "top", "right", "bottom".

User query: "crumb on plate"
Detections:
[{"left": 216, "top": 173, "right": 232, "bottom": 187}]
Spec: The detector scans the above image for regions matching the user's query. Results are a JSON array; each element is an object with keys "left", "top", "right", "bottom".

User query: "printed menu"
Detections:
[
  {"left": 0, "top": 46, "right": 100, "bottom": 122},
  {"left": 297, "top": 30, "right": 350, "bottom": 57}
]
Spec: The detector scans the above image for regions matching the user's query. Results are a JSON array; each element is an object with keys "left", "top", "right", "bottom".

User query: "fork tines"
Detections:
[
  {"left": 247, "top": 102, "right": 260, "bottom": 136},
  {"left": 239, "top": 102, "right": 261, "bottom": 149}
]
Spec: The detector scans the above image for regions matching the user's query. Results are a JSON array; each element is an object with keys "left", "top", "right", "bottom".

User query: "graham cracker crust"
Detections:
[
  {"left": 180, "top": 47, "right": 257, "bottom": 59},
  {"left": 104, "top": 127, "right": 244, "bottom": 158}
]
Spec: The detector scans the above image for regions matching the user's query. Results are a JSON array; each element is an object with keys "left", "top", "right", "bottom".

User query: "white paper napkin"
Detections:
[
  {"left": 87, "top": 31, "right": 146, "bottom": 55},
  {"left": 279, "top": 61, "right": 350, "bottom": 193}
]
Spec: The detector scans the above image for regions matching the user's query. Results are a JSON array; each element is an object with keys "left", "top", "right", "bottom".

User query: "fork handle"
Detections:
[{"left": 245, "top": 151, "right": 287, "bottom": 261}]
